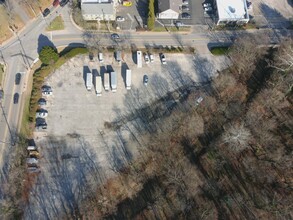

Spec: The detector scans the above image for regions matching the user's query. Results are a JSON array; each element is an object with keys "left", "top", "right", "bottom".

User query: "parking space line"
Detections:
[{"left": 127, "top": 13, "right": 134, "bottom": 21}]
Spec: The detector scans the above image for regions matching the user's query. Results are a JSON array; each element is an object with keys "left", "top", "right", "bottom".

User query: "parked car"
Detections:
[
  {"left": 149, "top": 54, "right": 154, "bottom": 62},
  {"left": 43, "top": 8, "right": 50, "bottom": 17},
  {"left": 60, "top": 0, "right": 68, "bottom": 6},
  {"left": 0, "top": 89, "right": 3, "bottom": 100},
  {"left": 204, "top": 7, "right": 213, "bottom": 11},
  {"left": 195, "top": 96, "right": 204, "bottom": 105},
  {"left": 36, "top": 109, "right": 48, "bottom": 118},
  {"left": 181, "top": 12, "right": 191, "bottom": 19},
  {"left": 41, "top": 85, "right": 52, "bottom": 92},
  {"left": 174, "top": 21, "right": 184, "bottom": 27},
  {"left": 116, "top": 16, "right": 125, "bottom": 22},
  {"left": 122, "top": 0, "right": 132, "bottom": 6},
  {"left": 143, "top": 75, "right": 148, "bottom": 86},
  {"left": 182, "top": 0, "right": 188, "bottom": 5},
  {"left": 13, "top": 93, "right": 19, "bottom": 104},
  {"left": 160, "top": 53, "right": 167, "bottom": 64},
  {"left": 38, "top": 98, "right": 47, "bottom": 106},
  {"left": 203, "top": 2, "right": 212, "bottom": 7},
  {"left": 181, "top": 5, "right": 190, "bottom": 11},
  {"left": 98, "top": 52, "right": 104, "bottom": 62},
  {"left": 15, "top": 73, "right": 21, "bottom": 85},
  {"left": 89, "top": 52, "right": 94, "bottom": 61},
  {"left": 29, "top": 150, "right": 40, "bottom": 158},
  {"left": 144, "top": 53, "right": 150, "bottom": 64},
  {"left": 111, "top": 33, "right": 120, "bottom": 40},
  {"left": 42, "top": 91, "right": 52, "bottom": 95},
  {"left": 53, "top": 0, "right": 59, "bottom": 7}
]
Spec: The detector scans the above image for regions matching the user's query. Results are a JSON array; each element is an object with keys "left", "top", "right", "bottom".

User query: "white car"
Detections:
[
  {"left": 116, "top": 16, "right": 125, "bottom": 22},
  {"left": 144, "top": 54, "right": 150, "bottom": 64},
  {"left": 203, "top": 3, "right": 211, "bottom": 7},
  {"left": 160, "top": 54, "right": 167, "bottom": 64},
  {"left": 149, "top": 54, "right": 154, "bottom": 62},
  {"left": 98, "top": 52, "right": 104, "bottom": 62},
  {"left": 204, "top": 7, "right": 212, "bottom": 11}
]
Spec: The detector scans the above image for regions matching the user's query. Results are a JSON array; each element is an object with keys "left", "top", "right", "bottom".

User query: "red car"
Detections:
[{"left": 53, "top": 0, "right": 59, "bottom": 7}]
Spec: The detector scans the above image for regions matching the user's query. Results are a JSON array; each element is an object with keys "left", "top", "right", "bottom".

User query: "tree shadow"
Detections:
[
  {"left": 37, "top": 34, "right": 56, "bottom": 54},
  {"left": 121, "top": 62, "right": 129, "bottom": 88},
  {"left": 259, "top": 3, "right": 290, "bottom": 29}
]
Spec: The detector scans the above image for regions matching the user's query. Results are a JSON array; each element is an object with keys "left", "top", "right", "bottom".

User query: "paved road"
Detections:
[{"left": 0, "top": 2, "right": 291, "bottom": 192}]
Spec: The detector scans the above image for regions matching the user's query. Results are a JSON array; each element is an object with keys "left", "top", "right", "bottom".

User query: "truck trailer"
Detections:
[
  {"left": 86, "top": 72, "right": 92, "bottom": 91},
  {"left": 104, "top": 72, "right": 110, "bottom": 91},
  {"left": 111, "top": 71, "right": 117, "bottom": 92},
  {"left": 137, "top": 51, "right": 142, "bottom": 68},
  {"left": 126, "top": 69, "right": 131, "bottom": 90},
  {"left": 95, "top": 75, "right": 102, "bottom": 96}
]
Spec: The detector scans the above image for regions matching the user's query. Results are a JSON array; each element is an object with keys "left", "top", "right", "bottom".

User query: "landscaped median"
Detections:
[
  {"left": 209, "top": 46, "right": 230, "bottom": 55},
  {"left": 27, "top": 47, "right": 88, "bottom": 127}
]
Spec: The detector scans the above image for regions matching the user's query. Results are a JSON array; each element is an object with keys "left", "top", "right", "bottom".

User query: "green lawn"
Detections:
[
  {"left": 153, "top": 26, "right": 191, "bottom": 32},
  {"left": 46, "top": 16, "right": 65, "bottom": 31},
  {"left": 210, "top": 46, "right": 230, "bottom": 55}
]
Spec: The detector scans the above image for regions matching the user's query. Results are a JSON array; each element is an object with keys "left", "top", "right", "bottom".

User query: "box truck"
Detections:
[
  {"left": 104, "top": 72, "right": 110, "bottom": 91},
  {"left": 86, "top": 72, "right": 92, "bottom": 91},
  {"left": 126, "top": 69, "right": 131, "bottom": 90},
  {"left": 111, "top": 71, "right": 117, "bottom": 92},
  {"left": 95, "top": 75, "right": 102, "bottom": 96},
  {"left": 137, "top": 51, "right": 142, "bottom": 68}
]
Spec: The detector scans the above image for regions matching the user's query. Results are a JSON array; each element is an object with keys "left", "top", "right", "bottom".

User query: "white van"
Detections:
[{"left": 98, "top": 53, "right": 104, "bottom": 63}]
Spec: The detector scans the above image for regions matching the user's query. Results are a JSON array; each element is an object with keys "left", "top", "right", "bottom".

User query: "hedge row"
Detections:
[{"left": 28, "top": 47, "right": 88, "bottom": 122}]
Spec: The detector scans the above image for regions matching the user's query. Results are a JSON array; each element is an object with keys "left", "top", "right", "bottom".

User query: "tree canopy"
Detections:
[{"left": 39, "top": 46, "right": 59, "bottom": 65}]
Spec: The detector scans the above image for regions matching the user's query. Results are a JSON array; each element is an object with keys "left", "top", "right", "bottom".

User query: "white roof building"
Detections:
[
  {"left": 81, "top": 0, "right": 116, "bottom": 21},
  {"left": 216, "top": 0, "right": 249, "bottom": 25}
]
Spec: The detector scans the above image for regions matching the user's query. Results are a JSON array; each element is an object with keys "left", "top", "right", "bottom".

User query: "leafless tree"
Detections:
[
  {"left": 270, "top": 38, "right": 293, "bottom": 72},
  {"left": 222, "top": 122, "right": 252, "bottom": 153}
]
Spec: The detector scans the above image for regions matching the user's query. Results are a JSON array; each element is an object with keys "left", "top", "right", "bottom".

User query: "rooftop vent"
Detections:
[{"left": 228, "top": 6, "right": 236, "bottom": 13}]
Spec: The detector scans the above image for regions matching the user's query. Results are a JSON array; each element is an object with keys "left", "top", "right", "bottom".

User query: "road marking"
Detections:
[{"left": 127, "top": 13, "right": 133, "bottom": 21}]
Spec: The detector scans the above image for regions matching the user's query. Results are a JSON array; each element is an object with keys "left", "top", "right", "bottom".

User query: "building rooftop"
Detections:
[
  {"left": 158, "top": 0, "right": 181, "bottom": 13},
  {"left": 81, "top": 2, "right": 114, "bottom": 15},
  {"left": 216, "top": 0, "right": 247, "bottom": 20}
]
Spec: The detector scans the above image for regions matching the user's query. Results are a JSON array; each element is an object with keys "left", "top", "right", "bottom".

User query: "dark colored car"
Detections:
[
  {"left": 53, "top": 0, "right": 59, "bottom": 7},
  {"left": 143, "top": 75, "right": 148, "bottom": 86},
  {"left": 43, "top": 8, "right": 50, "bottom": 17},
  {"left": 60, "top": 0, "right": 69, "bottom": 7},
  {"left": 111, "top": 33, "right": 120, "bottom": 40},
  {"left": 38, "top": 98, "right": 47, "bottom": 106},
  {"left": 181, "top": 12, "right": 191, "bottom": 19},
  {"left": 15, "top": 73, "right": 21, "bottom": 85},
  {"left": 13, "top": 93, "right": 19, "bottom": 104},
  {"left": 41, "top": 85, "right": 52, "bottom": 92},
  {"left": 0, "top": 89, "right": 4, "bottom": 100},
  {"left": 89, "top": 52, "right": 94, "bottom": 61},
  {"left": 181, "top": 5, "right": 190, "bottom": 11}
]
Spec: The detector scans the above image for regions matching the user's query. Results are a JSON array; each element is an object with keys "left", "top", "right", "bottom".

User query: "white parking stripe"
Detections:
[{"left": 127, "top": 13, "right": 134, "bottom": 21}]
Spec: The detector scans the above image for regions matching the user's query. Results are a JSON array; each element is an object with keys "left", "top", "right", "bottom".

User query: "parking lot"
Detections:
[
  {"left": 25, "top": 51, "right": 229, "bottom": 219},
  {"left": 116, "top": 0, "right": 213, "bottom": 30}
]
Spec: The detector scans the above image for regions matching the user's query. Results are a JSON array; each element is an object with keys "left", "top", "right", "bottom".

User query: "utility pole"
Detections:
[{"left": 0, "top": 102, "right": 15, "bottom": 146}]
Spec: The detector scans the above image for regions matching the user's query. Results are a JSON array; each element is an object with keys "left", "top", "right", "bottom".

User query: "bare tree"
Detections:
[
  {"left": 222, "top": 122, "right": 252, "bottom": 153},
  {"left": 271, "top": 38, "right": 293, "bottom": 72}
]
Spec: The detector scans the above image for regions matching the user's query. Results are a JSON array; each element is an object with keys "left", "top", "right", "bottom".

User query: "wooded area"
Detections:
[{"left": 75, "top": 35, "right": 293, "bottom": 219}]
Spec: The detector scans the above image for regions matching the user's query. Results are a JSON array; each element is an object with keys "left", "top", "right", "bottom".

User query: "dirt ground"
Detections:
[
  {"left": 250, "top": 0, "right": 293, "bottom": 28},
  {"left": 24, "top": 52, "right": 229, "bottom": 218}
]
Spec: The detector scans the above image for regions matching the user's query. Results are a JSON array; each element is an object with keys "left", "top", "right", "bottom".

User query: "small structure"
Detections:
[
  {"left": 216, "top": 0, "right": 249, "bottom": 25},
  {"left": 126, "top": 69, "right": 131, "bottom": 90},
  {"left": 157, "top": 0, "right": 181, "bottom": 19},
  {"left": 81, "top": 0, "right": 115, "bottom": 21}
]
